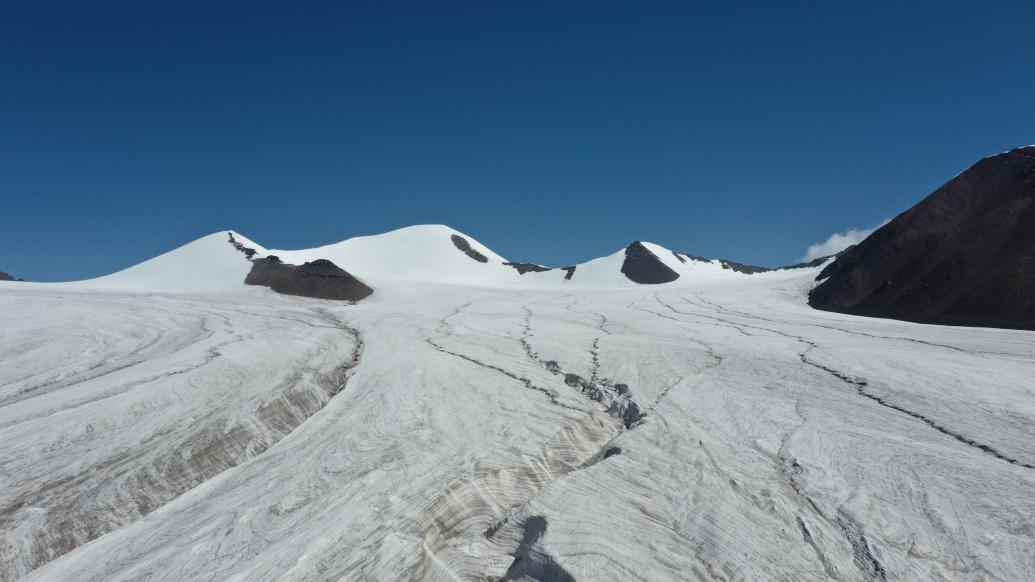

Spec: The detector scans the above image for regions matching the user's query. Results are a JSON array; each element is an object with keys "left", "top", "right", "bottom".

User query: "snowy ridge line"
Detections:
[
  {"left": 681, "top": 294, "right": 1035, "bottom": 471},
  {"left": 54, "top": 224, "right": 832, "bottom": 294}
]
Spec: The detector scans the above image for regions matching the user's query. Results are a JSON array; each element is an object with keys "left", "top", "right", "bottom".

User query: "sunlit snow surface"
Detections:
[{"left": 2, "top": 236, "right": 1034, "bottom": 581}]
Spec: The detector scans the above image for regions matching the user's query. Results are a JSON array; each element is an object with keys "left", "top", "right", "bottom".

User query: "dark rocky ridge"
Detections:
[
  {"left": 561, "top": 266, "right": 576, "bottom": 280},
  {"left": 227, "top": 232, "right": 257, "bottom": 259},
  {"left": 225, "top": 232, "right": 373, "bottom": 302},
  {"left": 675, "top": 251, "right": 770, "bottom": 274},
  {"left": 780, "top": 254, "right": 840, "bottom": 270},
  {"left": 0, "top": 271, "right": 23, "bottom": 282},
  {"left": 717, "top": 258, "right": 769, "bottom": 274},
  {"left": 450, "top": 234, "right": 489, "bottom": 263},
  {"left": 674, "top": 249, "right": 840, "bottom": 274},
  {"left": 245, "top": 256, "right": 374, "bottom": 302},
  {"left": 503, "top": 262, "right": 552, "bottom": 275},
  {"left": 809, "top": 146, "right": 1035, "bottom": 330},
  {"left": 621, "top": 242, "right": 680, "bottom": 284}
]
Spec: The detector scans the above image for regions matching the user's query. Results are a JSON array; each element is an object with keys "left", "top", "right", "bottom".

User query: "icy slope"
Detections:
[
  {"left": 265, "top": 224, "right": 518, "bottom": 286},
  {"left": 2, "top": 265, "right": 1034, "bottom": 581},
  {"left": 0, "top": 287, "right": 358, "bottom": 580},
  {"left": 50, "top": 231, "right": 267, "bottom": 293}
]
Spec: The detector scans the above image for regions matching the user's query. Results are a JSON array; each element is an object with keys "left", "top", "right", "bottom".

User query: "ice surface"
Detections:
[{"left": 2, "top": 230, "right": 1034, "bottom": 581}]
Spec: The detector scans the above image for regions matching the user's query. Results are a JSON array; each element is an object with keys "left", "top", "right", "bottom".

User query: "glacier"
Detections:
[{"left": 1, "top": 226, "right": 1033, "bottom": 581}]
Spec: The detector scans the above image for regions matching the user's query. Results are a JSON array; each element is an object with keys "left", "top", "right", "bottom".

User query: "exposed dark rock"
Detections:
[
  {"left": 678, "top": 252, "right": 708, "bottom": 262},
  {"left": 245, "top": 256, "right": 373, "bottom": 302},
  {"left": 621, "top": 242, "right": 680, "bottom": 284},
  {"left": 450, "top": 234, "right": 489, "bottom": 263},
  {"left": 561, "top": 266, "right": 576, "bottom": 280},
  {"left": 809, "top": 146, "right": 1035, "bottom": 330},
  {"left": 778, "top": 254, "right": 841, "bottom": 270},
  {"left": 0, "top": 271, "right": 23, "bottom": 282},
  {"left": 563, "top": 373, "right": 583, "bottom": 388},
  {"left": 717, "top": 259, "right": 769, "bottom": 274},
  {"left": 503, "top": 262, "right": 552, "bottom": 275},
  {"left": 677, "top": 251, "right": 770, "bottom": 274},
  {"left": 227, "top": 232, "right": 257, "bottom": 259}
]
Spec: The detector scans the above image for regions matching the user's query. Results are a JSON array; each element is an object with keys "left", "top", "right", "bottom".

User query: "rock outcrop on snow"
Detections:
[
  {"left": 620, "top": 241, "right": 680, "bottom": 284},
  {"left": 245, "top": 256, "right": 373, "bottom": 301},
  {"left": 810, "top": 146, "right": 1035, "bottom": 330},
  {"left": 503, "top": 262, "right": 552, "bottom": 275},
  {"left": 450, "top": 234, "right": 489, "bottom": 263}
]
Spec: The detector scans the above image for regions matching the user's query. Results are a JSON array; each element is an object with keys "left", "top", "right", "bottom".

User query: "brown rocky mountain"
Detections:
[{"left": 809, "top": 146, "right": 1035, "bottom": 330}]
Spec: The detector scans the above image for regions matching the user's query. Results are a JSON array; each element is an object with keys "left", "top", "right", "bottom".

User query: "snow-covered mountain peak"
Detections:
[
  {"left": 264, "top": 224, "right": 512, "bottom": 285},
  {"left": 27, "top": 225, "right": 830, "bottom": 294},
  {"left": 69, "top": 230, "right": 266, "bottom": 293}
]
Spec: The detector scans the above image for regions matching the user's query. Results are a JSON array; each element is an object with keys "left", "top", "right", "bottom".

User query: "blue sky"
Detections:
[{"left": 2, "top": 1, "right": 1033, "bottom": 281}]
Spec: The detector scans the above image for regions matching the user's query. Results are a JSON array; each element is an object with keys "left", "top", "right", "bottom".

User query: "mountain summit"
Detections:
[
  {"left": 20, "top": 224, "right": 805, "bottom": 295},
  {"left": 810, "top": 146, "right": 1035, "bottom": 329}
]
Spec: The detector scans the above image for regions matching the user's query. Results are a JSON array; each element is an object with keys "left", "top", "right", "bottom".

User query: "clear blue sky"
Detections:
[{"left": 2, "top": 1, "right": 1033, "bottom": 281}]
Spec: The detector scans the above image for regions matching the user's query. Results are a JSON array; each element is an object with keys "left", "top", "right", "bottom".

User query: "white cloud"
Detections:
[{"left": 799, "top": 219, "right": 890, "bottom": 263}]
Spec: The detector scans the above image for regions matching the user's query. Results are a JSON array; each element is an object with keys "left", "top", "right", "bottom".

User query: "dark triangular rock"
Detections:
[{"left": 621, "top": 242, "right": 680, "bottom": 284}]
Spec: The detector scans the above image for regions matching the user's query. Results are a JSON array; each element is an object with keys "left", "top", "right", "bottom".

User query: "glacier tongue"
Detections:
[{"left": 2, "top": 263, "right": 1034, "bottom": 581}]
